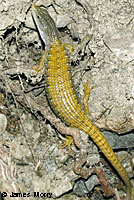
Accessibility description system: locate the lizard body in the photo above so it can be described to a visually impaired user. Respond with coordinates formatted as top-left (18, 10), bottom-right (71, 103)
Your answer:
top-left (32, 4), bottom-right (131, 199)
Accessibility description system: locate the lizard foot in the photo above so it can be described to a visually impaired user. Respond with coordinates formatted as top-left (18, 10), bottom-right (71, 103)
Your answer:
top-left (59, 135), bottom-right (74, 155)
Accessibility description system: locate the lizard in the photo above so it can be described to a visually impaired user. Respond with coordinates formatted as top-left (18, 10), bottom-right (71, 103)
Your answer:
top-left (31, 4), bottom-right (131, 200)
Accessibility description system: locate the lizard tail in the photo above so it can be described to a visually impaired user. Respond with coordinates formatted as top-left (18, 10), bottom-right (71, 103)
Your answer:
top-left (80, 121), bottom-right (131, 199)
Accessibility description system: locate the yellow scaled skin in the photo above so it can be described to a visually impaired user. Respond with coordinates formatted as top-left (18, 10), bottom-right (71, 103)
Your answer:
top-left (46, 39), bottom-right (131, 199)
top-left (32, 4), bottom-right (131, 200)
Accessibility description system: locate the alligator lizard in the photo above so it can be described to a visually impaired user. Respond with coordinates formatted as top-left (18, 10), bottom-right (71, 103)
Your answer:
top-left (31, 4), bottom-right (131, 199)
